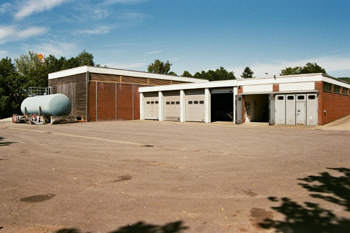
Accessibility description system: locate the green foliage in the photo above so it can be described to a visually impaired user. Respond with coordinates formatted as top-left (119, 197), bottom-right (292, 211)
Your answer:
top-left (338, 77), bottom-right (350, 83)
top-left (241, 67), bottom-right (255, 79)
top-left (281, 62), bottom-right (326, 75)
top-left (182, 71), bottom-right (192, 77)
top-left (194, 67), bottom-right (236, 81)
top-left (147, 59), bottom-right (173, 74)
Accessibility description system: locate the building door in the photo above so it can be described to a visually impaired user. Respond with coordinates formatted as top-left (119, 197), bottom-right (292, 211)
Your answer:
top-left (185, 89), bottom-right (205, 122)
top-left (144, 92), bottom-right (159, 120)
top-left (307, 94), bottom-right (318, 126)
top-left (236, 95), bottom-right (243, 124)
top-left (163, 91), bottom-right (180, 121)
top-left (296, 94), bottom-right (307, 125)
top-left (286, 94), bottom-right (296, 125)
top-left (275, 94), bottom-right (286, 125)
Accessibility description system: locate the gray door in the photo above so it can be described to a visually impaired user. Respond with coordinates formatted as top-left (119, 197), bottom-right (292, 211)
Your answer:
top-left (307, 94), bottom-right (318, 126)
top-left (144, 92), bottom-right (159, 120)
top-left (286, 94), bottom-right (296, 125)
top-left (269, 94), bottom-right (275, 125)
top-left (275, 94), bottom-right (286, 125)
top-left (185, 89), bottom-right (205, 122)
top-left (296, 94), bottom-right (306, 125)
top-left (236, 95), bottom-right (242, 124)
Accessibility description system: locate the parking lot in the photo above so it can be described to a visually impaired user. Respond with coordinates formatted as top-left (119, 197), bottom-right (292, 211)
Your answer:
top-left (1, 119), bottom-right (350, 233)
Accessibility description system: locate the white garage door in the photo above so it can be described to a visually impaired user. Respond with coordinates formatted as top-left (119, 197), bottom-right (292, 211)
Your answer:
top-left (163, 91), bottom-right (180, 121)
top-left (185, 89), bottom-right (205, 122)
top-left (144, 92), bottom-right (159, 120)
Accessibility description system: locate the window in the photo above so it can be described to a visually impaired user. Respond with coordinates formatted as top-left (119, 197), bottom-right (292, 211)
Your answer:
top-left (287, 96), bottom-right (294, 100)
top-left (308, 95), bottom-right (316, 100)
top-left (194, 101), bottom-right (199, 104)
top-left (146, 101), bottom-right (150, 104)
top-left (151, 101), bottom-right (154, 104)
top-left (199, 101), bottom-right (204, 104)
top-left (171, 101), bottom-right (175, 105)
top-left (155, 101), bottom-right (159, 104)
top-left (342, 87), bottom-right (348, 95)
top-left (188, 101), bottom-right (193, 104)
top-left (297, 95), bottom-right (305, 100)
top-left (166, 101), bottom-right (170, 105)
top-left (324, 82), bottom-right (332, 92)
top-left (176, 101), bottom-right (180, 105)
top-left (277, 96), bottom-right (284, 100)
top-left (334, 85), bottom-right (341, 94)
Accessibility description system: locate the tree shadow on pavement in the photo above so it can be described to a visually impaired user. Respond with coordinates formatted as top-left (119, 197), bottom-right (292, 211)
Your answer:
top-left (0, 137), bottom-right (17, 147)
top-left (259, 167), bottom-right (350, 233)
top-left (56, 220), bottom-right (188, 233)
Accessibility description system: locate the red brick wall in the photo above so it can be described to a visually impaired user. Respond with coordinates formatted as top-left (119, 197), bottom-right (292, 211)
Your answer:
top-left (273, 84), bottom-right (279, 92)
top-left (133, 86), bottom-right (140, 120)
top-left (315, 81), bottom-right (350, 125)
top-left (88, 82), bottom-right (96, 121)
top-left (97, 82), bottom-right (116, 121)
top-left (116, 83), bottom-right (133, 120)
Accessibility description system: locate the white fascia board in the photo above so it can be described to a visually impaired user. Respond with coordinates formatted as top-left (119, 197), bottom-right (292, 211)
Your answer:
top-left (49, 66), bottom-right (208, 83)
top-left (322, 76), bottom-right (350, 88)
top-left (139, 79), bottom-right (238, 93)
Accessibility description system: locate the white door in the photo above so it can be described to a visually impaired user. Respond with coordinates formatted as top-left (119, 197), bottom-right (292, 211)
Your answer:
top-left (275, 94), bottom-right (286, 125)
top-left (296, 94), bottom-right (306, 125)
top-left (185, 90), bottom-right (205, 122)
top-left (144, 92), bottom-right (159, 120)
top-left (163, 91), bottom-right (180, 121)
top-left (307, 94), bottom-right (318, 126)
top-left (286, 94), bottom-right (296, 125)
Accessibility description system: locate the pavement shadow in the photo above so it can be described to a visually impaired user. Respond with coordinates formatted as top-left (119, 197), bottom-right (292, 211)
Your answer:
top-left (56, 220), bottom-right (188, 233)
top-left (0, 137), bottom-right (17, 147)
top-left (259, 167), bottom-right (350, 233)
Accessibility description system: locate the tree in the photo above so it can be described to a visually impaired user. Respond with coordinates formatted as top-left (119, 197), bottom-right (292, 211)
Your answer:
top-left (241, 67), bottom-right (255, 79)
top-left (147, 59), bottom-right (172, 74)
top-left (182, 71), bottom-right (192, 77)
top-left (194, 67), bottom-right (236, 81)
top-left (76, 49), bottom-right (94, 66)
top-left (281, 62), bottom-right (326, 75)
top-left (14, 51), bottom-right (43, 76)
top-left (338, 77), bottom-right (350, 83)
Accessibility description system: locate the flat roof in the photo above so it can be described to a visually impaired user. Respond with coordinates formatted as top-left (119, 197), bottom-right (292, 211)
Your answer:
top-left (48, 66), bottom-right (209, 83)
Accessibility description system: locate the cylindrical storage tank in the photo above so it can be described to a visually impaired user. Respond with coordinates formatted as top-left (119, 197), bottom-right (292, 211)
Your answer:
top-left (21, 94), bottom-right (71, 116)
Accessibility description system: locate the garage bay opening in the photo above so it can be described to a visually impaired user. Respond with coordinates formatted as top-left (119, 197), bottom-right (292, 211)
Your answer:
top-left (243, 94), bottom-right (269, 123)
top-left (211, 89), bottom-right (234, 122)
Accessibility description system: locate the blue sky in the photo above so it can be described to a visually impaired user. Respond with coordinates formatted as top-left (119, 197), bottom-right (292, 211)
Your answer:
top-left (1, 0), bottom-right (349, 78)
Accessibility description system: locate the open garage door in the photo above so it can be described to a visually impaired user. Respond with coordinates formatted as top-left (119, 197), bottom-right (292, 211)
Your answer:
top-left (144, 92), bottom-right (159, 120)
top-left (244, 94), bottom-right (269, 123)
top-left (185, 89), bottom-right (205, 122)
top-left (211, 88), bottom-right (234, 122)
top-left (163, 91), bottom-right (180, 121)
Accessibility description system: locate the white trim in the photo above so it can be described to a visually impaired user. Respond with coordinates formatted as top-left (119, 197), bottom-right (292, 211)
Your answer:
top-left (48, 66), bottom-right (208, 83)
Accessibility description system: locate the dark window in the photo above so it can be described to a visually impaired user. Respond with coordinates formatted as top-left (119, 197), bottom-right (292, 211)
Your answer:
top-left (277, 96), bottom-right (284, 100)
top-left (334, 85), bottom-right (341, 94)
top-left (155, 101), bottom-right (159, 104)
top-left (176, 101), bottom-right (180, 105)
top-left (151, 101), bottom-right (154, 104)
top-left (342, 88), bottom-right (348, 95)
top-left (297, 95), bottom-right (305, 100)
top-left (324, 82), bottom-right (332, 92)
top-left (199, 101), bottom-right (204, 104)
top-left (171, 101), bottom-right (175, 105)
top-left (308, 95), bottom-right (316, 100)
top-left (188, 101), bottom-right (193, 104)
top-left (287, 96), bottom-right (294, 100)
top-left (194, 101), bottom-right (199, 104)
top-left (146, 101), bottom-right (150, 104)
top-left (166, 102), bottom-right (170, 105)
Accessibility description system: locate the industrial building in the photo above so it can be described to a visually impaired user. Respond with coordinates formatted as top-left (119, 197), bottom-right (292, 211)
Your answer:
top-left (49, 67), bottom-right (350, 126)
top-left (48, 66), bottom-right (208, 121)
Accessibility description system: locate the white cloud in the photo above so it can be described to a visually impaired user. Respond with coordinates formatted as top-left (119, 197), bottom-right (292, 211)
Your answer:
top-left (103, 0), bottom-right (148, 5)
top-left (93, 9), bottom-right (109, 20)
top-left (14, 0), bottom-right (67, 20)
top-left (0, 25), bottom-right (48, 44)
top-left (0, 2), bottom-right (13, 14)
top-left (28, 41), bottom-right (77, 57)
top-left (230, 56), bottom-right (350, 78)
top-left (77, 26), bottom-right (112, 35)
top-left (147, 50), bottom-right (162, 55)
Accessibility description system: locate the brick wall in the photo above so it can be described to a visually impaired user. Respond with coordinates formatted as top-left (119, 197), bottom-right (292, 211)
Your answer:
top-left (315, 81), bottom-right (350, 125)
